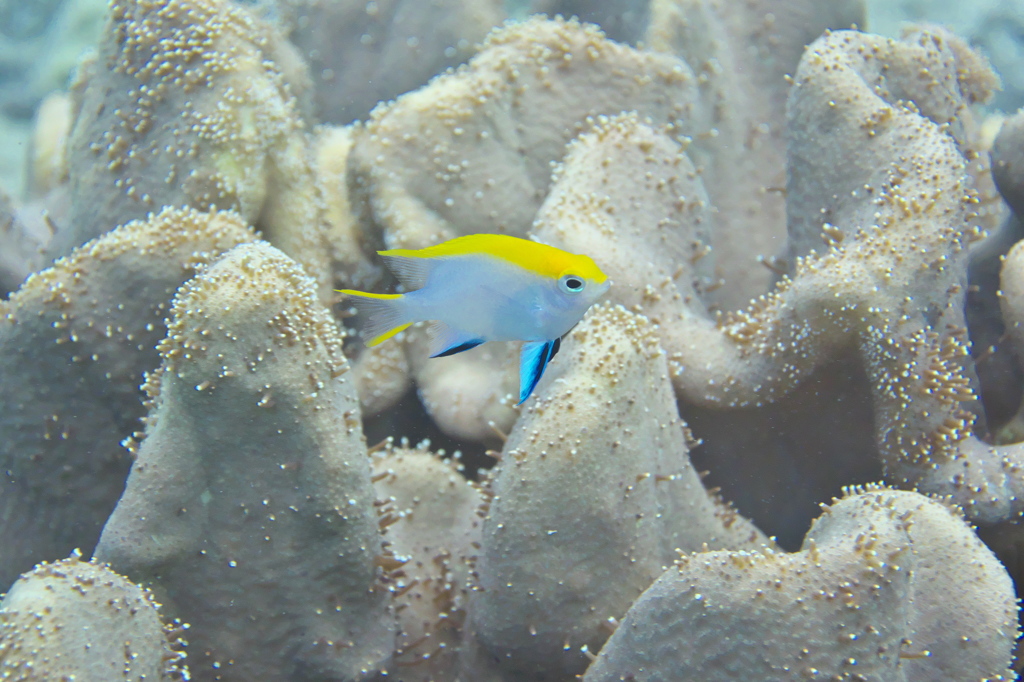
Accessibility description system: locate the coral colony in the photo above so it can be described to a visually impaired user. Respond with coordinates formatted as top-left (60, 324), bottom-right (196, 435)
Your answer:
top-left (1, 0), bottom-right (1023, 680)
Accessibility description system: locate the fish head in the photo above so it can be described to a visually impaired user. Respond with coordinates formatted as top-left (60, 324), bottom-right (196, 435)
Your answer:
top-left (554, 254), bottom-right (610, 307)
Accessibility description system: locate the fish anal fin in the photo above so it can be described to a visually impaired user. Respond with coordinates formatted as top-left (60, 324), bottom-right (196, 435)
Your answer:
top-left (518, 339), bottom-right (558, 404)
top-left (428, 321), bottom-right (485, 358)
top-left (370, 322), bottom-right (412, 346)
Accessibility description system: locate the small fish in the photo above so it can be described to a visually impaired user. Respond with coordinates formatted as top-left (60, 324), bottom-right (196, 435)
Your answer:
top-left (338, 234), bottom-right (610, 404)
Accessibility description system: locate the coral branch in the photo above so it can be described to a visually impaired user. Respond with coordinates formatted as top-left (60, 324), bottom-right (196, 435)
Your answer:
top-left (584, 487), bottom-right (1019, 681)
top-left (94, 242), bottom-right (394, 680)
top-left (0, 207), bottom-right (255, 590)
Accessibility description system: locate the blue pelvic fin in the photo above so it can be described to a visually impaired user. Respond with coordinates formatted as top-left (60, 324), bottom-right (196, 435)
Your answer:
top-left (428, 321), bottom-right (485, 358)
top-left (518, 337), bottom-right (560, 404)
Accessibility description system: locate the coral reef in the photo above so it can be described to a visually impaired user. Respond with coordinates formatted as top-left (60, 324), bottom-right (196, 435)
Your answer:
top-left (63, 0), bottom-right (329, 292)
top-left (645, 0), bottom-right (866, 307)
top-left (0, 553), bottom-right (187, 681)
top-left (3, 0), bottom-right (1024, 680)
top-left (94, 241), bottom-right (395, 680)
top-left (348, 15), bottom-right (700, 439)
top-left (585, 486), bottom-right (1019, 681)
top-left (866, 0), bottom-right (1024, 113)
top-left (350, 15), bottom-right (696, 253)
top-left (461, 305), bottom-right (769, 681)
top-left (0, 207), bottom-right (255, 590)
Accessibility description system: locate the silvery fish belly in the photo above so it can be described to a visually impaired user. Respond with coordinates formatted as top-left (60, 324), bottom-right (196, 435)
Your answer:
top-left (338, 233), bottom-right (610, 403)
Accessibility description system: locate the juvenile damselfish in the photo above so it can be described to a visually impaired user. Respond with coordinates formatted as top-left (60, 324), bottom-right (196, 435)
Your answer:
top-left (339, 234), bottom-right (610, 403)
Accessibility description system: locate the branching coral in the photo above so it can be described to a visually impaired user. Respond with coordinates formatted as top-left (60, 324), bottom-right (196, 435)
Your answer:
top-left (94, 241), bottom-right (395, 680)
top-left (584, 486), bottom-right (1019, 681)
top-left (0, 207), bottom-right (255, 591)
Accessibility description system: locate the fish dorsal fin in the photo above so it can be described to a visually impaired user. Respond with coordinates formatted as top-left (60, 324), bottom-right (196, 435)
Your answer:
top-left (518, 338), bottom-right (560, 404)
top-left (379, 234), bottom-right (607, 284)
top-left (378, 254), bottom-right (435, 290)
top-left (428, 321), bottom-right (485, 358)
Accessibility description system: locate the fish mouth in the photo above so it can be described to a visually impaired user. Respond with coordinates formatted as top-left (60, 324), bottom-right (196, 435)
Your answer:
top-left (597, 280), bottom-right (612, 296)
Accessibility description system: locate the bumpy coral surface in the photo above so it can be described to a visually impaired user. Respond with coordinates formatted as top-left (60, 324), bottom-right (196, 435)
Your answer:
top-left (371, 446), bottom-right (483, 680)
top-left (462, 306), bottom-right (768, 680)
top-left (64, 0), bottom-right (329, 291)
top-left (0, 553), bottom-right (186, 681)
top-left (585, 487), bottom-right (1019, 681)
top-left (350, 15), bottom-right (698, 253)
top-left (0, 207), bottom-right (255, 590)
top-left (646, 0), bottom-right (866, 307)
top-left (94, 242), bottom-right (394, 680)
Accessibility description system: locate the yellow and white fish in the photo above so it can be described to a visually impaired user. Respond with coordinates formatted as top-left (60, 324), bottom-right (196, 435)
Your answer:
top-left (338, 234), bottom-right (610, 404)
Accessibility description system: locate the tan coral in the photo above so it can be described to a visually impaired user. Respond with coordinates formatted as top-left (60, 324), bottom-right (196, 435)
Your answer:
top-left (530, 111), bottom-right (878, 546)
top-left (992, 108), bottom-right (1024, 217)
top-left (353, 336), bottom-right (413, 418)
top-left (313, 124), bottom-right (380, 291)
top-left (27, 91), bottom-right (72, 199)
top-left (94, 242), bottom-right (395, 681)
top-left (787, 25), bottom-right (1001, 260)
top-left (0, 552), bottom-right (187, 681)
top-left (280, 0), bottom-right (504, 125)
top-left (310, 125), bottom-right (413, 415)
top-left (0, 188), bottom-right (51, 296)
top-left (350, 15), bottom-right (699, 252)
top-left (621, 27), bottom-right (1024, 525)
top-left (531, 111), bottom-right (716, 350)
top-left (62, 0), bottom-right (330, 294)
top-left (527, 0), bottom-right (651, 45)
top-left (646, 0), bottom-right (865, 308)
top-left (996, 240), bottom-right (1024, 442)
top-left (371, 446), bottom-right (483, 680)
top-left (584, 486), bottom-right (1019, 681)
top-left (462, 305), bottom-right (768, 681)
top-left (0, 207), bottom-right (255, 591)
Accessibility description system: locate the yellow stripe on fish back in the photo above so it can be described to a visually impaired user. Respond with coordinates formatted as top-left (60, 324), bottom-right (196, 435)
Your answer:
top-left (378, 234), bottom-right (607, 282)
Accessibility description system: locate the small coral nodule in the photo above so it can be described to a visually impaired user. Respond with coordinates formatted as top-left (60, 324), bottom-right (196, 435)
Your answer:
top-left (0, 552), bottom-right (187, 681)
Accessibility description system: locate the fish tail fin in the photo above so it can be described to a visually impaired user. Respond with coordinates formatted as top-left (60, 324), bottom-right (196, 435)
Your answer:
top-left (337, 290), bottom-right (412, 346)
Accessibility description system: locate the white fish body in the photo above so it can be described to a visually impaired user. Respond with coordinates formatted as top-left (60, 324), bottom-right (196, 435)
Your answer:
top-left (339, 234), bottom-right (610, 403)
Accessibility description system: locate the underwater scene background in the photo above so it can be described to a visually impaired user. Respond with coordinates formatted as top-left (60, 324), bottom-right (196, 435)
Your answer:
top-left (2, 0), bottom-right (1024, 679)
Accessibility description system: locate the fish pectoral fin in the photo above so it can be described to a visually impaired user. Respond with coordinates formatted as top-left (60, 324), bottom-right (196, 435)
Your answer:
top-left (428, 321), bottom-right (486, 358)
top-left (518, 339), bottom-right (559, 405)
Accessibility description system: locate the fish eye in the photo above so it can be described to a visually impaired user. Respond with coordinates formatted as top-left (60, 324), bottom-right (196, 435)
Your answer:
top-left (559, 274), bottom-right (585, 294)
